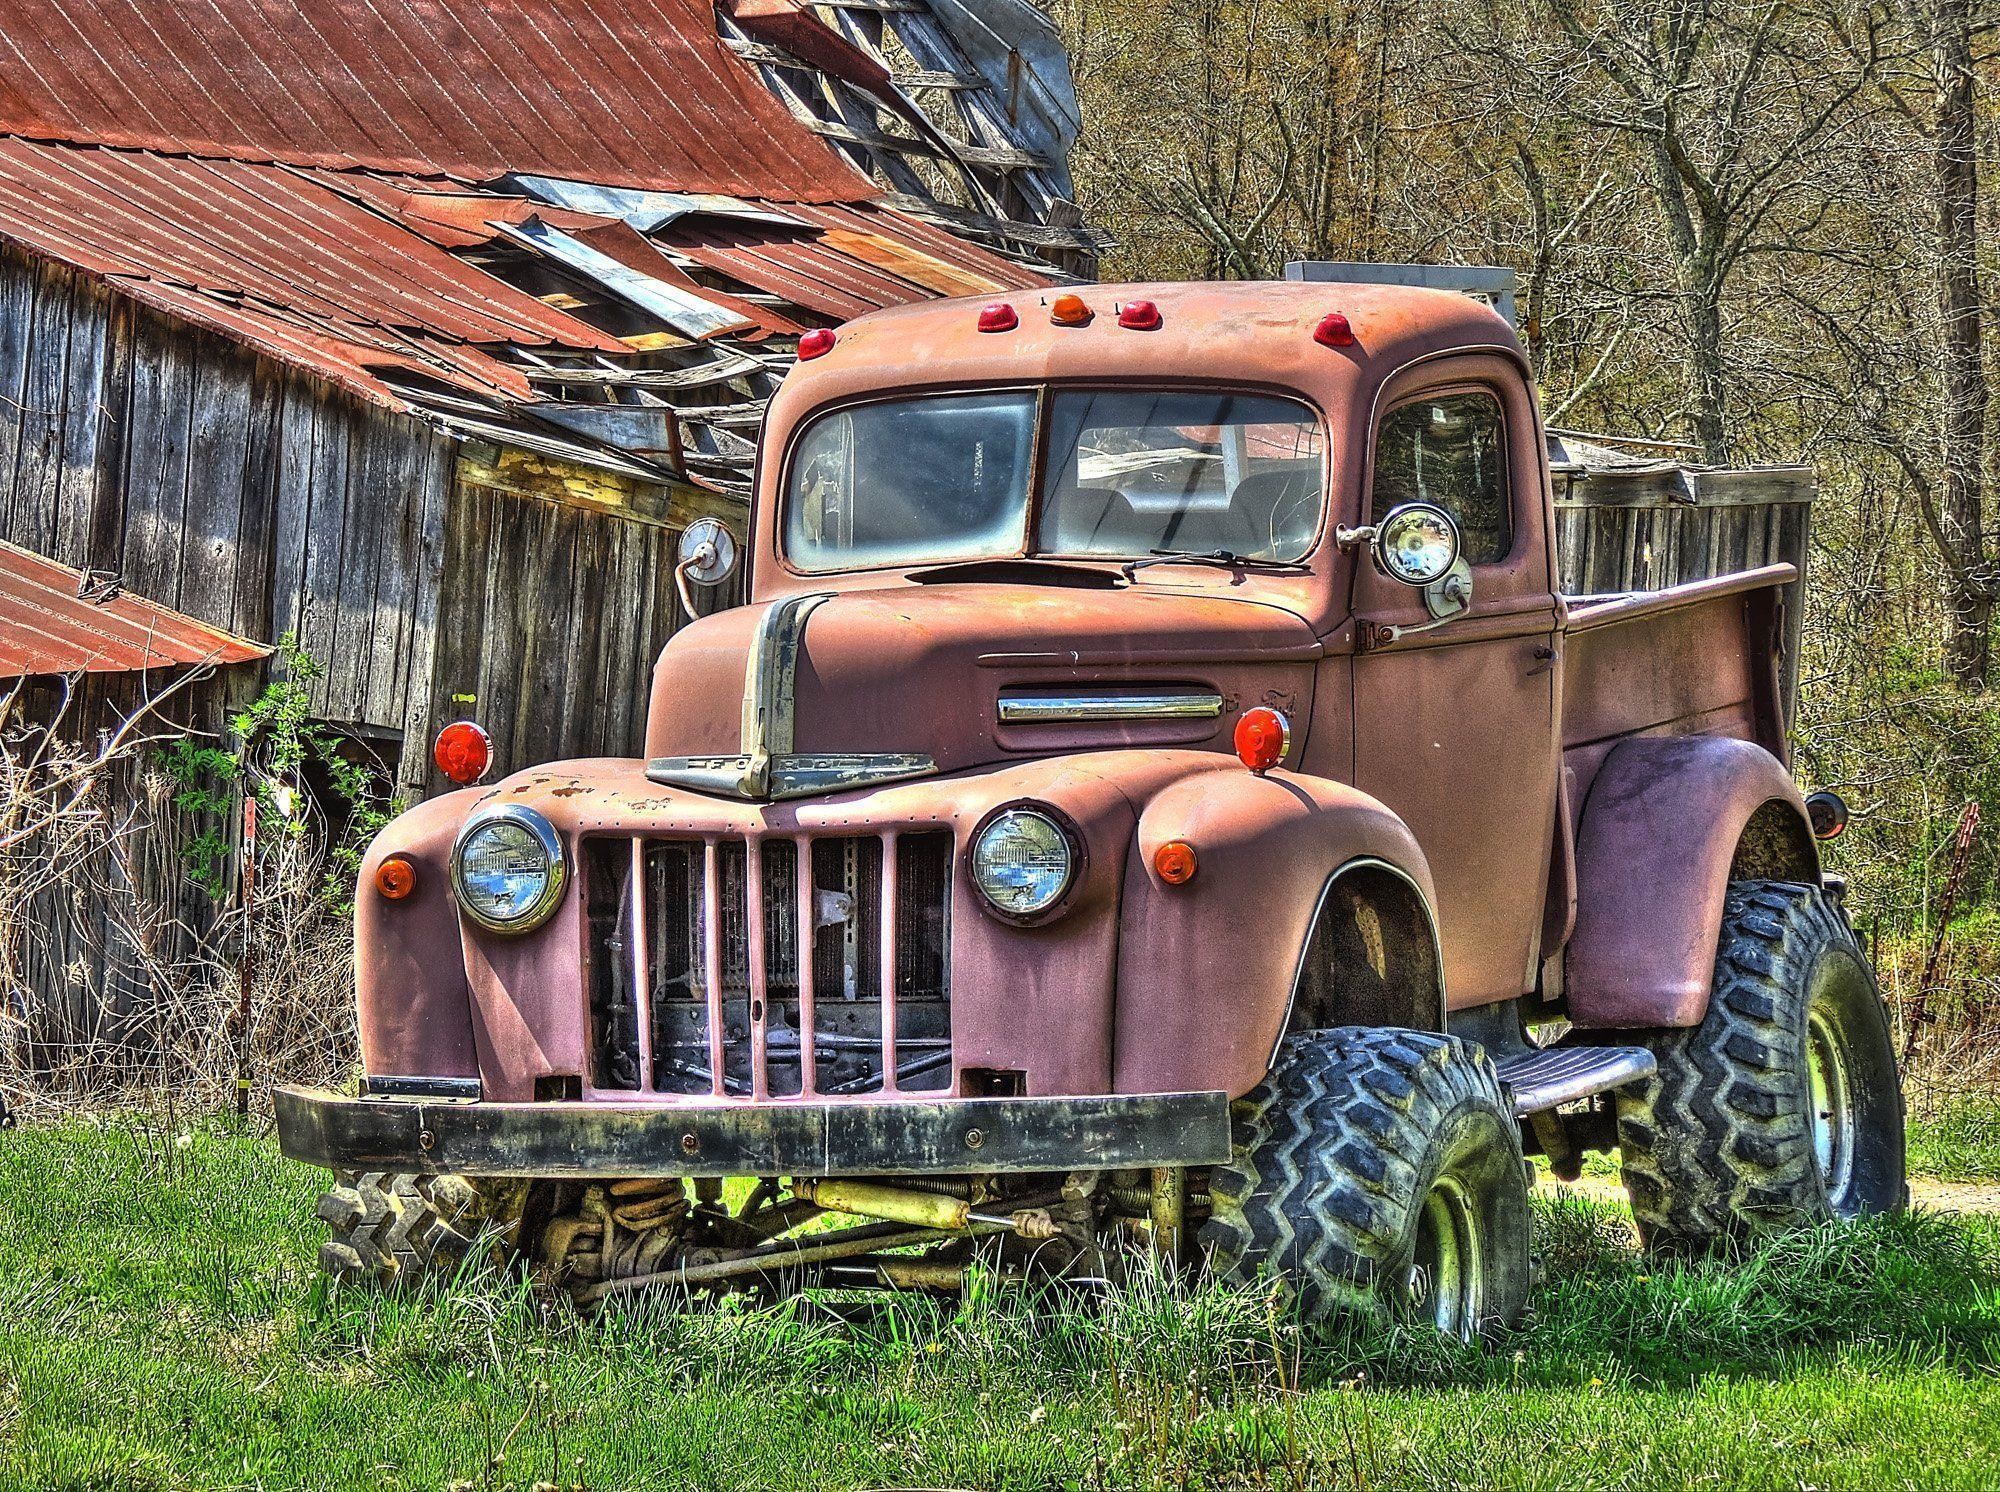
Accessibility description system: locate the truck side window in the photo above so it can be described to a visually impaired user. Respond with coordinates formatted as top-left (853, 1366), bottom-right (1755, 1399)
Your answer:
top-left (1370, 391), bottom-right (1512, 565)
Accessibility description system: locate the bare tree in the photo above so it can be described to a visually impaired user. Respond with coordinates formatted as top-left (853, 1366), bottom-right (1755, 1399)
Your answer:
top-left (1529, 0), bottom-right (1885, 462)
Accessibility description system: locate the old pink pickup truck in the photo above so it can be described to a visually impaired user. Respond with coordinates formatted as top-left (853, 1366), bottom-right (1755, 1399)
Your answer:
top-left (277, 280), bottom-right (1902, 1336)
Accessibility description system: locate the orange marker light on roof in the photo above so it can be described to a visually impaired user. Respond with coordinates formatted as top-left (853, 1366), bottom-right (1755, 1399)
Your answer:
top-left (1050, 292), bottom-right (1093, 326)
top-left (374, 855), bottom-right (417, 901)
top-left (978, 302), bottom-right (1019, 333)
top-left (797, 327), bottom-right (836, 359)
top-left (1118, 299), bottom-right (1162, 331)
top-left (1314, 311), bottom-right (1356, 348)
top-left (1234, 707), bottom-right (1291, 774)
top-left (434, 720), bottom-right (492, 785)
top-left (1154, 840), bottom-right (1198, 885)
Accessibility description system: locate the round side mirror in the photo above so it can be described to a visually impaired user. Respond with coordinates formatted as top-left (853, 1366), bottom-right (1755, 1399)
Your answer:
top-left (678, 517), bottom-right (739, 586)
top-left (1375, 503), bottom-right (1461, 587)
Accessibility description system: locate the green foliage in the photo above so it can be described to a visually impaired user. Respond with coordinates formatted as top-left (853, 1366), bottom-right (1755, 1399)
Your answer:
top-left (153, 636), bottom-right (399, 907)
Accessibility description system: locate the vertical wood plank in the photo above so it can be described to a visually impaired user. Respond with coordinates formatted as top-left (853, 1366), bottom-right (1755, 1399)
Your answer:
top-left (118, 310), bottom-right (196, 605)
top-left (10, 260), bottom-right (78, 557)
top-left (174, 340), bottom-right (254, 627)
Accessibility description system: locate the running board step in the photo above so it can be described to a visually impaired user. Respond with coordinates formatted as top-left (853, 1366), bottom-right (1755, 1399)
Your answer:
top-left (1494, 1045), bottom-right (1656, 1117)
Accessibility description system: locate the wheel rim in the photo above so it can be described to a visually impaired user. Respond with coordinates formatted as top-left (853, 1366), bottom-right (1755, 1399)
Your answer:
top-left (1806, 1003), bottom-right (1856, 1205)
top-left (1408, 1174), bottom-right (1482, 1340)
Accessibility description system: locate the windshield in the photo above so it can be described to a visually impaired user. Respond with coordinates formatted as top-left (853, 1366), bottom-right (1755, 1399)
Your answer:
top-left (783, 388), bottom-right (1325, 573)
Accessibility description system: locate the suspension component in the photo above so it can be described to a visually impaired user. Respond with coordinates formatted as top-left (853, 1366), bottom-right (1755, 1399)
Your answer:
top-left (794, 1177), bottom-right (1017, 1232)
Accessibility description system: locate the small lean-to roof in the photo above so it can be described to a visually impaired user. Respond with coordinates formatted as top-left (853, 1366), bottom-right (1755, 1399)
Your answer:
top-left (0, 0), bottom-right (873, 202)
top-left (0, 540), bottom-right (270, 678)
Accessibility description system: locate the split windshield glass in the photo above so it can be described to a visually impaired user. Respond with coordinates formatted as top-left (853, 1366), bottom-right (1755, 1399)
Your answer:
top-left (782, 388), bottom-right (1325, 573)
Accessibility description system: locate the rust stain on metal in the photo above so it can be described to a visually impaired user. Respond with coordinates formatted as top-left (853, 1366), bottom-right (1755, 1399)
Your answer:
top-left (0, 0), bottom-right (875, 202)
top-left (0, 539), bottom-right (269, 678)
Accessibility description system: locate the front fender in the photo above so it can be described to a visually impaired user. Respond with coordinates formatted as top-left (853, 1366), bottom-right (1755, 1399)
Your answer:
top-left (1566, 735), bottom-right (1817, 1029)
top-left (1111, 768), bottom-right (1436, 1098)
top-left (355, 788), bottom-right (486, 1082)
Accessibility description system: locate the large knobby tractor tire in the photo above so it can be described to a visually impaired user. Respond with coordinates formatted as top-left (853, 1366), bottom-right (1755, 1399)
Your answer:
top-left (1616, 879), bottom-right (1906, 1254)
top-left (316, 1171), bottom-right (518, 1289)
top-left (1200, 1027), bottom-right (1532, 1338)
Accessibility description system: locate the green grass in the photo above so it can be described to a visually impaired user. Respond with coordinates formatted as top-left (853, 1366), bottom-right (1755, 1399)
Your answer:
top-left (1910, 1095), bottom-right (2000, 1181)
top-left (3, 1115), bottom-right (2000, 1490)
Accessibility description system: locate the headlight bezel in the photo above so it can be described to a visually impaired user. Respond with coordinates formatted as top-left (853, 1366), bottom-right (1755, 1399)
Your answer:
top-left (968, 801), bottom-right (1085, 924)
top-left (450, 803), bottom-right (568, 935)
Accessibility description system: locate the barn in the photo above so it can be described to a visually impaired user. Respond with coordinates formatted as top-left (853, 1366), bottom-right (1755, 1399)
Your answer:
top-left (0, 0), bottom-right (1091, 793)
top-left (0, 0), bottom-right (1093, 1058)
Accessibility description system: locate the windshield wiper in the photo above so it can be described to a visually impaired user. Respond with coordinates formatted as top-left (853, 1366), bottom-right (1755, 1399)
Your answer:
top-left (1121, 548), bottom-right (1311, 582)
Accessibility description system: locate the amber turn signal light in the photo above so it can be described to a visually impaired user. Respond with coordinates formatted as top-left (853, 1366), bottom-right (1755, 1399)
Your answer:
top-left (374, 856), bottom-right (417, 901)
top-left (1234, 707), bottom-right (1291, 774)
top-left (1050, 292), bottom-right (1093, 326)
top-left (1154, 840), bottom-right (1198, 885)
top-left (434, 720), bottom-right (492, 785)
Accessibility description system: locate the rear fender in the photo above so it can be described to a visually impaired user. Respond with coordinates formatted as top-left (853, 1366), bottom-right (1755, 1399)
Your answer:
top-left (356, 789), bottom-right (485, 1082)
top-left (1565, 735), bottom-right (1817, 1028)
top-left (1111, 768), bottom-right (1438, 1097)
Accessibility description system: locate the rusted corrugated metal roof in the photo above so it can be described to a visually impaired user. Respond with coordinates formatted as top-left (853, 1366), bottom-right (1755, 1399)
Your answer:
top-left (0, 0), bottom-right (873, 203)
top-left (0, 0), bottom-right (1063, 491)
top-left (0, 540), bottom-right (270, 678)
top-left (662, 201), bottom-right (1045, 321)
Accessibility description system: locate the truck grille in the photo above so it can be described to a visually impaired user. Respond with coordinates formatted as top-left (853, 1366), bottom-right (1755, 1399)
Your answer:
top-left (584, 832), bottom-right (954, 1098)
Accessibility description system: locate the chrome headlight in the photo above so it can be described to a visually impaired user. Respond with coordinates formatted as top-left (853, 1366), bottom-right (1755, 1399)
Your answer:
top-left (970, 806), bottom-right (1078, 920)
top-left (451, 804), bottom-right (566, 934)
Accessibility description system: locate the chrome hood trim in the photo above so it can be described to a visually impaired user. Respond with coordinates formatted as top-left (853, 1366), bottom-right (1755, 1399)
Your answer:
top-left (649, 591), bottom-right (938, 800)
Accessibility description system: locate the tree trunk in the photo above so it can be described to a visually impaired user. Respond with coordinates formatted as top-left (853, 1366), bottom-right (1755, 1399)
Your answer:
top-left (1686, 282), bottom-right (1730, 465)
top-left (1934, 0), bottom-right (1991, 688)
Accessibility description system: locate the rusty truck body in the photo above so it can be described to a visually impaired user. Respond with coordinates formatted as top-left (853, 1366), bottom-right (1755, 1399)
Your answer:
top-left (278, 280), bottom-right (1903, 1334)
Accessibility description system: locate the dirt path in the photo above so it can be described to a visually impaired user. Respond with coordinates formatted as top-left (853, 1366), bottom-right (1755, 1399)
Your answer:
top-left (1541, 1171), bottom-right (2000, 1215)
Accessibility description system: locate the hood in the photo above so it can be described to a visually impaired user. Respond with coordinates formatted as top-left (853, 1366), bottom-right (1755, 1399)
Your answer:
top-left (644, 581), bottom-right (1322, 794)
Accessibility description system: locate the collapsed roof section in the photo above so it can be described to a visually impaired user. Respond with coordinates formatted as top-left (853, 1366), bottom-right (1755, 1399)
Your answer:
top-left (0, 0), bottom-right (1096, 499)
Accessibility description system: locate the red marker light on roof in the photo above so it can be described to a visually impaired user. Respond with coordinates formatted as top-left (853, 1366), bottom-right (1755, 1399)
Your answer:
top-left (797, 327), bottom-right (836, 360)
top-left (434, 720), bottom-right (492, 785)
top-left (1234, 707), bottom-right (1290, 774)
top-left (1314, 312), bottom-right (1356, 348)
top-left (977, 302), bottom-right (1019, 333)
top-left (1050, 292), bottom-right (1093, 326)
top-left (1117, 299), bottom-right (1162, 331)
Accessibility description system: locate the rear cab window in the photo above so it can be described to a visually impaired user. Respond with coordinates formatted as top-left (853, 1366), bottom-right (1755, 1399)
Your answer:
top-left (1370, 391), bottom-right (1512, 564)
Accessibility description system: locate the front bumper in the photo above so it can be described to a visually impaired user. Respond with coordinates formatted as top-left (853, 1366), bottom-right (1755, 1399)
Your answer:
top-left (274, 1085), bottom-right (1234, 1179)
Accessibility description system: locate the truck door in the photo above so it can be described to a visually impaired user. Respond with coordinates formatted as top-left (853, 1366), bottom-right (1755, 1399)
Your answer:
top-left (1348, 355), bottom-right (1560, 1009)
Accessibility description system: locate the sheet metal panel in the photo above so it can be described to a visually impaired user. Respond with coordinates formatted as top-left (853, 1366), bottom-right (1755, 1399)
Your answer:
top-left (663, 202), bottom-right (1043, 320)
top-left (0, 0), bottom-right (874, 202)
top-left (0, 141), bottom-right (626, 351)
top-left (0, 540), bottom-right (270, 678)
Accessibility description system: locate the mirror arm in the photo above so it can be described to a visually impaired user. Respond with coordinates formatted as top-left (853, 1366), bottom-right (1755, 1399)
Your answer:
top-left (674, 543), bottom-right (715, 620)
top-left (1334, 524), bottom-right (1380, 550)
top-left (1375, 567), bottom-right (1473, 645)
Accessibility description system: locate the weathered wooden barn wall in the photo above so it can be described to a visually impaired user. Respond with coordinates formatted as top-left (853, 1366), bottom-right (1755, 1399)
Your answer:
top-left (0, 243), bottom-right (453, 766)
top-left (0, 242), bottom-right (728, 800)
top-left (427, 449), bottom-right (695, 792)
top-left (1, 664), bottom-right (252, 1059)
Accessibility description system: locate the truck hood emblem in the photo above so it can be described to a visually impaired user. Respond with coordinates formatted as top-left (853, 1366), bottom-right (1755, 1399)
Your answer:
top-left (648, 592), bottom-right (938, 801)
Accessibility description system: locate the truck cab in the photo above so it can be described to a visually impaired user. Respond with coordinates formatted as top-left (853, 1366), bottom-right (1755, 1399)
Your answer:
top-left (279, 281), bottom-right (1904, 1334)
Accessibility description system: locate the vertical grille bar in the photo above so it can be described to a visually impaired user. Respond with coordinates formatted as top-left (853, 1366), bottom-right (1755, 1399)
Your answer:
top-left (628, 837), bottom-right (654, 1093)
top-left (746, 835), bottom-right (770, 1100)
top-left (701, 838), bottom-right (725, 1098)
top-left (794, 835), bottom-right (817, 1096)
top-left (878, 829), bottom-right (900, 1094)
